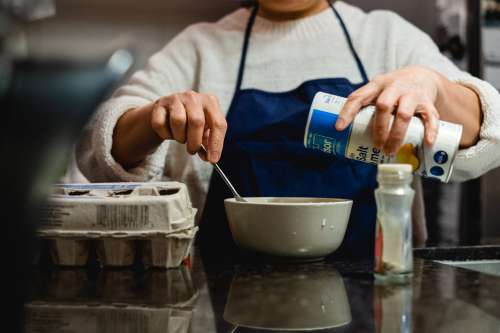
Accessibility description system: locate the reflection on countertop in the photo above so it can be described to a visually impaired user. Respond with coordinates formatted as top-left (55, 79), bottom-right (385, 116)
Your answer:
top-left (25, 267), bottom-right (198, 333)
top-left (224, 266), bottom-right (351, 331)
top-left (24, 246), bottom-right (500, 333)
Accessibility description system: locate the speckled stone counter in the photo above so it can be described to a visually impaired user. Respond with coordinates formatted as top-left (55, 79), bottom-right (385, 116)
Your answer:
top-left (414, 245), bottom-right (500, 261)
top-left (24, 246), bottom-right (500, 333)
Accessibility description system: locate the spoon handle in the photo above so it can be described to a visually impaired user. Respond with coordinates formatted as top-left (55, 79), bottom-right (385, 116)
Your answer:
top-left (199, 145), bottom-right (246, 202)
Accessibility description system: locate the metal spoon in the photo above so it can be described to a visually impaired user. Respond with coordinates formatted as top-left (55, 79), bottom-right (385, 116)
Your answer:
top-left (199, 145), bottom-right (247, 202)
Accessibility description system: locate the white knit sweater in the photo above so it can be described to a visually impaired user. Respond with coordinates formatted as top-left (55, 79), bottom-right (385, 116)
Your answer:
top-left (77, 1), bottom-right (500, 215)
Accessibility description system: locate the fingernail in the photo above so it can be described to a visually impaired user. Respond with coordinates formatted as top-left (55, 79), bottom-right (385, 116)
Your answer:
top-left (209, 151), bottom-right (221, 163)
top-left (336, 118), bottom-right (346, 130)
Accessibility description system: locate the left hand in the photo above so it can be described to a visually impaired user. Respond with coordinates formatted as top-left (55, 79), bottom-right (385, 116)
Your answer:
top-left (335, 65), bottom-right (443, 155)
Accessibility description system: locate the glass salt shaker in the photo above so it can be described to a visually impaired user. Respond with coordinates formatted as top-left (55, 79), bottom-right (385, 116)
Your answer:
top-left (374, 164), bottom-right (415, 282)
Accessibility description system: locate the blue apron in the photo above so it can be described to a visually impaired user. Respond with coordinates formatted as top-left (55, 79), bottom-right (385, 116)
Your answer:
top-left (199, 3), bottom-right (378, 260)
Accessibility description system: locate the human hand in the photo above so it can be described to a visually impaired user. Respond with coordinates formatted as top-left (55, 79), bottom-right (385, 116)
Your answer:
top-left (151, 91), bottom-right (227, 163)
top-left (336, 65), bottom-right (443, 155)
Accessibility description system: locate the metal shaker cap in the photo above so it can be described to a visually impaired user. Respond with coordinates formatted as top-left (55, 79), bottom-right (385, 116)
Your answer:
top-left (377, 164), bottom-right (413, 183)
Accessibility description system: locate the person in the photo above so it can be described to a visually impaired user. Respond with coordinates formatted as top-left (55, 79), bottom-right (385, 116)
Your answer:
top-left (77, 0), bottom-right (500, 259)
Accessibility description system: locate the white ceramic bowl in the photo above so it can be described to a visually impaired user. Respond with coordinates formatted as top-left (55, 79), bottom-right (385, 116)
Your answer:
top-left (224, 197), bottom-right (352, 260)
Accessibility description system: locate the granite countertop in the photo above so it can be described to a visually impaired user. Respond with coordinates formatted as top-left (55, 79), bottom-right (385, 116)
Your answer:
top-left (24, 246), bottom-right (500, 333)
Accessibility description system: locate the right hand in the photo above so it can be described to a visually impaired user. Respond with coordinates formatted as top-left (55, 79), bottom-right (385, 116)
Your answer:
top-left (151, 91), bottom-right (227, 163)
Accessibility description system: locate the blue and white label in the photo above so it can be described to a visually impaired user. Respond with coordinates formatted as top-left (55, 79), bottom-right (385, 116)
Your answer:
top-left (305, 109), bottom-right (351, 157)
top-left (304, 93), bottom-right (394, 165)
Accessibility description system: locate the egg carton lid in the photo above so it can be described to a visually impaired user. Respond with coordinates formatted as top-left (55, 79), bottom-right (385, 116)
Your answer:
top-left (40, 182), bottom-right (196, 235)
top-left (37, 213), bottom-right (197, 239)
top-left (51, 182), bottom-right (190, 198)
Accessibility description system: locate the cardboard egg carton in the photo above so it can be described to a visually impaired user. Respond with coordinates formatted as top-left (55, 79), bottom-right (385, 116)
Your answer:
top-left (37, 182), bottom-right (198, 268)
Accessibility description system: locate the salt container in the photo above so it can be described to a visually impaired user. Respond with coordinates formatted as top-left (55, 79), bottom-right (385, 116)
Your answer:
top-left (305, 92), bottom-right (463, 182)
top-left (374, 164), bottom-right (414, 282)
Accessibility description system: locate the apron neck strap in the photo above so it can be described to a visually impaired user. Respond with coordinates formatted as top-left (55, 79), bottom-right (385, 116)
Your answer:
top-left (329, 1), bottom-right (369, 83)
top-left (234, 1), bottom-right (369, 93)
top-left (234, 5), bottom-right (259, 93)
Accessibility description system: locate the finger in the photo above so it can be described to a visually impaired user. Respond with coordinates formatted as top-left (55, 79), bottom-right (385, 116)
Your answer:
top-left (384, 94), bottom-right (417, 154)
top-left (181, 91), bottom-right (205, 154)
top-left (203, 128), bottom-right (210, 147)
top-left (150, 101), bottom-right (171, 140)
top-left (418, 103), bottom-right (439, 145)
top-left (202, 94), bottom-right (227, 163)
top-left (168, 95), bottom-right (187, 143)
top-left (197, 128), bottom-right (210, 162)
top-left (336, 81), bottom-right (383, 131)
top-left (373, 87), bottom-right (400, 150)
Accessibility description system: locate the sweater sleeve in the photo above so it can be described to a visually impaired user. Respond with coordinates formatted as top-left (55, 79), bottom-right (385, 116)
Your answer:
top-left (76, 27), bottom-right (199, 182)
top-left (385, 12), bottom-right (500, 182)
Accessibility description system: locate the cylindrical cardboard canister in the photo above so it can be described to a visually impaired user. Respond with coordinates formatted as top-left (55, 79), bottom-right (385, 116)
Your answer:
top-left (304, 92), bottom-right (463, 182)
